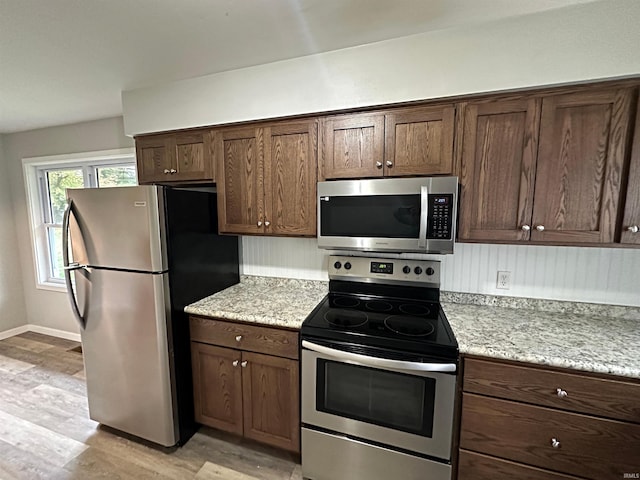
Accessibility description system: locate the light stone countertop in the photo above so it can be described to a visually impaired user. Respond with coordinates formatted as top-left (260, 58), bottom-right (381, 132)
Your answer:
top-left (185, 276), bottom-right (328, 330)
top-left (185, 275), bottom-right (640, 379)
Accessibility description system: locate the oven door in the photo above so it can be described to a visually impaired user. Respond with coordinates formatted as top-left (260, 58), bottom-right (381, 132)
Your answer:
top-left (301, 341), bottom-right (457, 460)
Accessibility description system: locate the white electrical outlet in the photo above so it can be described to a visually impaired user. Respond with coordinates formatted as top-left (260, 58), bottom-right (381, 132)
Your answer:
top-left (496, 271), bottom-right (511, 290)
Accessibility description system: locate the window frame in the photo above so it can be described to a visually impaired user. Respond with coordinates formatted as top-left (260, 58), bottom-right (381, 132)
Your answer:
top-left (22, 148), bottom-right (136, 292)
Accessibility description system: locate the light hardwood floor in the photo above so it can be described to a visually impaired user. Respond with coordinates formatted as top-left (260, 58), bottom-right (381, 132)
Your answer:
top-left (0, 332), bottom-right (302, 480)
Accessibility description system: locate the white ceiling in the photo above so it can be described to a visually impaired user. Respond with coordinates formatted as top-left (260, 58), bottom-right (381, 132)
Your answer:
top-left (0, 0), bottom-right (595, 134)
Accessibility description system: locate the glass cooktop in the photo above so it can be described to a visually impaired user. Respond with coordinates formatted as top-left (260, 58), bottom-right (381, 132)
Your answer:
top-left (301, 292), bottom-right (458, 359)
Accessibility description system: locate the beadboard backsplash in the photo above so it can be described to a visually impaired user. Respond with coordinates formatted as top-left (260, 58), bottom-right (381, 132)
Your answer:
top-left (241, 237), bottom-right (640, 307)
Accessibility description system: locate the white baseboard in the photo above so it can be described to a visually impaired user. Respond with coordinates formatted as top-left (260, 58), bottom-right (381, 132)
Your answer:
top-left (27, 325), bottom-right (81, 342)
top-left (0, 325), bottom-right (30, 341)
top-left (0, 324), bottom-right (81, 342)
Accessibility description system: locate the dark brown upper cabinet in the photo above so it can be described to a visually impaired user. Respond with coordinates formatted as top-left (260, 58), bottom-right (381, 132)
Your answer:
top-left (215, 119), bottom-right (317, 236)
top-left (135, 129), bottom-right (214, 184)
top-left (620, 95), bottom-right (640, 246)
top-left (458, 86), bottom-right (636, 246)
top-left (319, 113), bottom-right (384, 180)
top-left (458, 98), bottom-right (541, 242)
top-left (531, 88), bottom-right (634, 244)
top-left (319, 105), bottom-right (455, 180)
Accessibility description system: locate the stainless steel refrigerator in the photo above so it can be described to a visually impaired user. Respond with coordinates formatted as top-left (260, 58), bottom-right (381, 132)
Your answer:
top-left (62, 185), bottom-right (239, 447)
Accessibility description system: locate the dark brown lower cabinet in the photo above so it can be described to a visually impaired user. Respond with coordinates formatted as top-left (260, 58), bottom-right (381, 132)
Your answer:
top-left (458, 450), bottom-right (582, 480)
top-left (458, 356), bottom-right (640, 480)
top-left (190, 317), bottom-right (300, 453)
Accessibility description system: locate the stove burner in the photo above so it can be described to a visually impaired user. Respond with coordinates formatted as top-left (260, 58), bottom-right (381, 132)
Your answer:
top-left (399, 303), bottom-right (431, 317)
top-left (384, 316), bottom-right (435, 337)
top-left (365, 300), bottom-right (393, 312)
top-left (325, 309), bottom-right (369, 328)
top-left (333, 296), bottom-right (361, 308)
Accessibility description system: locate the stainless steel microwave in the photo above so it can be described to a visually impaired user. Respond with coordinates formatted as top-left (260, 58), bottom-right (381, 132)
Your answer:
top-left (317, 176), bottom-right (458, 254)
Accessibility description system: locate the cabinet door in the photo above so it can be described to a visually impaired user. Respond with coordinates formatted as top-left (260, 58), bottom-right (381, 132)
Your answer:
top-left (215, 126), bottom-right (265, 234)
top-left (135, 134), bottom-right (175, 184)
top-left (458, 99), bottom-right (540, 241)
top-left (621, 96), bottom-right (640, 245)
top-left (319, 113), bottom-right (384, 180)
top-left (264, 120), bottom-right (318, 236)
top-left (532, 88), bottom-right (634, 243)
top-left (172, 130), bottom-right (214, 182)
top-left (191, 342), bottom-right (243, 435)
top-left (241, 351), bottom-right (300, 453)
top-left (384, 105), bottom-right (455, 176)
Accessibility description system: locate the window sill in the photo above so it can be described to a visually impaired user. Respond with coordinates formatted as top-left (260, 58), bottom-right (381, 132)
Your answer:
top-left (36, 282), bottom-right (67, 293)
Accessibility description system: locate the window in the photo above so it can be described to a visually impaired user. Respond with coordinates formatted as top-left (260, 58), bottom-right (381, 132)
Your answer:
top-left (23, 149), bottom-right (137, 290)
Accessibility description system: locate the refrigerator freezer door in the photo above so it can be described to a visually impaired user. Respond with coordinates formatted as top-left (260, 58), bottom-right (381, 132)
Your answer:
top-left (67, 186), bottom-right (166, 272)
top-left (75, 267), bottom-right (178, 447)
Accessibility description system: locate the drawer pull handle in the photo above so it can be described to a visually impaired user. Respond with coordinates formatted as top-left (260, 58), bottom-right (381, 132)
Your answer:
top-left (232, 360), bottom-right (239, 367)
top-left (241, 361), bottom-right (248, 368)
top-left (551, 438), bottom-right (561, 448)
top-left (235, 335), bottom-right (242, 342)
top-left (556, 388), bottom-right (568, 398)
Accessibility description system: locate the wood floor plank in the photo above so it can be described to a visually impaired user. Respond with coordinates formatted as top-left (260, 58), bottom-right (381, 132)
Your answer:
top-left (17, 332), bottom-right (80, 350)
top-left (0, 437), bottom-right (67, 480)
top-left (195, 462), bottom-right (261, 480)
top-left (3, 335), bottom-right (57, 353)
top-left (55, 446), bottom-right (172, 480)
top-left (0, 410), bottom-right (88, 468)
top-left (0, 355), bottom-right (34, 375)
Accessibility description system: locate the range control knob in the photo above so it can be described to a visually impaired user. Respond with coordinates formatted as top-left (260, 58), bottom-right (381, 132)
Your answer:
top-left (344, 262), bottom-right (352, 270)
top-left (426, 267), bottom-right (435, 276)
top-left (333, 261), bottom-right (342, 269)
top-left (414, 266), bottom-right (423, 275)
top-left (402, 266), bottom-right (411, 274)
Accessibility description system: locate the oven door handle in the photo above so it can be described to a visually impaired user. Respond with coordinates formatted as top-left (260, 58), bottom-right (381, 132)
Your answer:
top-left (302, 340), bottom-right (457, 373)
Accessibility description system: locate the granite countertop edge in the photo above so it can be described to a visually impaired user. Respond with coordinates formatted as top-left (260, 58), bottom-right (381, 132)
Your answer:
top-left (185, 275), bottom-right (640, 380)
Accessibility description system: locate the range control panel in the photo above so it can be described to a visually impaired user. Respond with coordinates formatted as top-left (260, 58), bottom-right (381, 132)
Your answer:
top-left (328, 255), bottom-right (441, 287)
top-left (426, 193), bottom-right (454, 239)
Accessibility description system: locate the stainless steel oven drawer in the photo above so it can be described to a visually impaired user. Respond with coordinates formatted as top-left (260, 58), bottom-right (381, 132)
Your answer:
top-left (302, 427), bottom-right (452, 480)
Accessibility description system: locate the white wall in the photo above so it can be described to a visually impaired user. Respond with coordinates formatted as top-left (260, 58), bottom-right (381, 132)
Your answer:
top-left (3, 117), bottom-right (134, 333)
top-left (242, 237), bottom-right (640, 307)
top-left (0, 135), bottom-right (28, 332)
top-left (123, 0), bottom-right (640, 136)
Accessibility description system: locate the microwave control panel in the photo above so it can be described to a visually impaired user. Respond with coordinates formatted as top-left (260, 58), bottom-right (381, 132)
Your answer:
top-left (427, 194), bottom-right (454, 239)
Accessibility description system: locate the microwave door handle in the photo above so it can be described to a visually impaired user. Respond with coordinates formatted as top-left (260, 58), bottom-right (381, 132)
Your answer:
top-left (302, 340), bottom-right (456, 373)
top-left (418, 186), bottom-right (429, 249)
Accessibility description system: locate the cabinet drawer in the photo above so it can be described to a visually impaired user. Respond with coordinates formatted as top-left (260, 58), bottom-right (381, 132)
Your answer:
top-left (458, 450), bottom-right (583, 480)
top-left (464, 357), bottom-right (640, 423)
top-left (460, 393), bottom-right (640, 480)
top-left (189, 316), bottom-right (299, 360)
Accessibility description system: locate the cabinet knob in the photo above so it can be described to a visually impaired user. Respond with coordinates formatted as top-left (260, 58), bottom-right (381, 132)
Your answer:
top-left (627, 225), bottom-right (639, 233)
top-left (386, 161), bottom-right (393, 167)
top-left (551, 438), bottom-right (561, 449)
top-left (235, 335), bottom-right (242, 342)
top-left (241, 361), bottom-right (248, 368)
top-left (170, 169), bottom-right (177, 174)
top-left (257, 221), bottom-right (262, 227)
top-left (163, 169), bottom-right (170, 174)
top-left (376, 161), bottom-right (383, 169)
top-left (232, 360), bottom-right (239, 367)
top-left (265, 220), bottom-right (270, 227)
top-left (536, 225), bottom-right (545, 232)
top-left (521, 225), bottom-right (531, 231)
top-left (556, 388), bottom-right (568, 398)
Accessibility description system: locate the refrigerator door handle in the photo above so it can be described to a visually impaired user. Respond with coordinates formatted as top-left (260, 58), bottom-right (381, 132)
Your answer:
top-left (63, 199), bottom-right (86, 330)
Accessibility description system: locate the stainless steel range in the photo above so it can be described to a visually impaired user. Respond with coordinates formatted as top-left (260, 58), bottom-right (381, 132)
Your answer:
top-left (300, 255), bottom-right (458, 480)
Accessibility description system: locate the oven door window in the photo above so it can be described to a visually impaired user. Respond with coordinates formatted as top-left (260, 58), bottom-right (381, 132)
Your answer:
top-left (320, 194), bottom-right (421, 238)
top-left (316, 359), bottom-right (435, 437)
